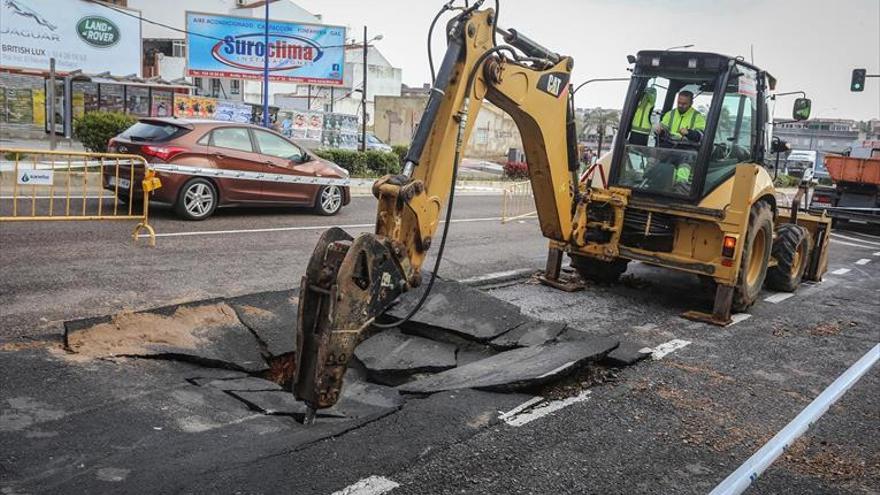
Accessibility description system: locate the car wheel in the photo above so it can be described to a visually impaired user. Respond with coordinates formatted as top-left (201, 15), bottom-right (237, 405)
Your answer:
top-left (314, 185), bottom-right (343, 216)
top-left (175, 178), bottom-right (217, 221)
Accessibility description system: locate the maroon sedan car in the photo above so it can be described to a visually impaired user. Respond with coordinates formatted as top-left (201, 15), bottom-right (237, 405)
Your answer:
top-left (105, 118), bottom-right (350, 220)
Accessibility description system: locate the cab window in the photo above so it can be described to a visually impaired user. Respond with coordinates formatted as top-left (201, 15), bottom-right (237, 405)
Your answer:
top-left (253, 129), bottom-right (303, 160)
top-left (210, 127), bottom-right (253, 153)
top-left (704, 66), bottom-right (758, 194)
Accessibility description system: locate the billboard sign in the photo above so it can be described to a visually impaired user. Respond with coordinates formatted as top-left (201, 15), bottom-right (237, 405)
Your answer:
top-left (0, 0), bottom-right (141, 75)
top-left (186, 12), bottom-right (345, 86)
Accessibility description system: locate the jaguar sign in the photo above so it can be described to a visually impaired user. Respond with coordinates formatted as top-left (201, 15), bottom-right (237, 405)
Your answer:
top-left (186, 12), bottom-right (345, 86)
top-left (0, 0), bottom-right (140, 75)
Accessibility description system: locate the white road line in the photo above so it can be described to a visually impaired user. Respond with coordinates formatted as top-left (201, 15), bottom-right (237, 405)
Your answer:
top-left (855, 258), bottom-right (871, 265)
top-left (137, 216), bottom-right (503, 239)
top-left (500, 390), bottom-right (591, 427)
top-left (831, 232), bottom-right (880, 247)
top-left (332, 476), bottom-right (399, 495)
top-left (838, 230), bottom-right (880, 240)
top-left (831, 239), bottom-right (880, 250)
top-left (640, 339), bottom-right (692, 360)
top-left (764, 292), bottom-right (795, 304)
top-left (831, 268), bottom-right (851, 275)
top-left (874, 251), bottom-right (880, 257)
top-left (709, 344), bottom-right (880, 495)
top-left (497, 396), bottom-right (544, 421)
top-left (727, 313), bottom-right (752, 326)
top-left (458, 268), bottom-right (535, 285)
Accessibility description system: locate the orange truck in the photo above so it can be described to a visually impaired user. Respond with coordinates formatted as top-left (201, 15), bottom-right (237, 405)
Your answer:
top-left (811, 141), bottom-right (880, 226)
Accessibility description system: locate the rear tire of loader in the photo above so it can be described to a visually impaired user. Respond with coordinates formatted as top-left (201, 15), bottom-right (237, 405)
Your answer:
top-left (765, 223), bottom-right (812, 292)
top-left (570, 255), bottom-right (629, 284)
top-left (732, 202), bottom-right (773, 312)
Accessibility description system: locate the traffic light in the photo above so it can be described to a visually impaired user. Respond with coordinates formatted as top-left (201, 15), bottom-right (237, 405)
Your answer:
top-left (851, 69), bottom-right (866, 92)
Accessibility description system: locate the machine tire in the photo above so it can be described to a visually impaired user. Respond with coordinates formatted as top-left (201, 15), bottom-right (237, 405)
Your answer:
top-left (732, 202), bottom-right (773, 312)
top-left (765, 223), bottom-right (812, 292)
top-left (175, 177), bottom-right (218, 221)
top-left (570, 255), bottom-right (629, 284)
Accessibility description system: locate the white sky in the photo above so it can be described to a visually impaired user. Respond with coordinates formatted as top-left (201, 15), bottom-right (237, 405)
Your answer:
top-left (295, 0), bottom-right (880, 121)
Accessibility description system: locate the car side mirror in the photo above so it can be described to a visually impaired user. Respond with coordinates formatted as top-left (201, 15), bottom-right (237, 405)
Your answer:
top-left (792, 98), bottom-right (811, 121)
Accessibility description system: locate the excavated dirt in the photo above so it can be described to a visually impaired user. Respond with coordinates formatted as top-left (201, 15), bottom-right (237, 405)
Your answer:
top-left (64, 303), bottom-right (240, 360)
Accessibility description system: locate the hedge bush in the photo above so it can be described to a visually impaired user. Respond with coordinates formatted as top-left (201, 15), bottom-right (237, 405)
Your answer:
top-left (314, 149), bottom-right (401, 177)
top-left (773, 174), bottom-right (801, 188)
top-left (391, 144), bottom-right (409, 165)
top-left (503, 161), bottom-right (529, 179)
top-left (73, 112), bottom-right (137, 153)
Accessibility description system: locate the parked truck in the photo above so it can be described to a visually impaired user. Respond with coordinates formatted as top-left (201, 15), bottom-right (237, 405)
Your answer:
top-left (811, 141), bottom-right (880, 227)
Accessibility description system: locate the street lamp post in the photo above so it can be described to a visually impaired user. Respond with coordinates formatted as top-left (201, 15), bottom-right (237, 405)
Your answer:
top-left (262, 1), bottom-right (270, 128)
top-left (361, 26), bottom-right (367, 152)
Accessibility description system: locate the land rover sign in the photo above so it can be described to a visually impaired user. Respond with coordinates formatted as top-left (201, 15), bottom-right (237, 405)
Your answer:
top-left (0, 0), bottom-right (140, 75)
top-left (77, 16), bottom-right (120, 47)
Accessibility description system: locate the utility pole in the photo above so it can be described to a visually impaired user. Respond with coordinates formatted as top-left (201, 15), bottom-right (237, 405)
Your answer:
top-left (361, 25), bottom-right (367, 152)
top-left (330, 86), bottom-right (334, 113)
top-left (262, 1), bottom-right (270, 127)
top-left (48, 57), bottom-right (56, 150)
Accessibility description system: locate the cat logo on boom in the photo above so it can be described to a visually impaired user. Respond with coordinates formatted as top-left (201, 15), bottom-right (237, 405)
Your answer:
top-left (538, 72), bottom-right (569, 98)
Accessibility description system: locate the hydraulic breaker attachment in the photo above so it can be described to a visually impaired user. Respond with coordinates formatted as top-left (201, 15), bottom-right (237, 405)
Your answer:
top-left (294, 227), bottom-right (407, 421)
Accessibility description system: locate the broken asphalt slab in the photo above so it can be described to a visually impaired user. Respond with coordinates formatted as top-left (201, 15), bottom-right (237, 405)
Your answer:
top-left (602, 340), bottom-right (652, 367)
top-left (63, 301), bottom-right (269, 373)
top-left (398, 337), bottom-right (619, 394)
top-left (226, 290), bottom-right (298, 357)
top-left (388, 276), bottom-right (532, 343)
top-left (490, 320), bottom-right (568, 349)
top-left (354, 329), bottom-right (457, 384)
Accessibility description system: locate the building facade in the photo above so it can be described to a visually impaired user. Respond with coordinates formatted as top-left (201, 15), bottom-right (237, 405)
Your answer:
top-left (374, 85), bottom-right (521, 159)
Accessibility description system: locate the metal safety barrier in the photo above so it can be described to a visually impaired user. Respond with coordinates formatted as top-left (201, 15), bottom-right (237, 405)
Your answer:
top-left (0, 147), bottom-right (159, 246)
top-left (501, 180), bottom-right (537, 223)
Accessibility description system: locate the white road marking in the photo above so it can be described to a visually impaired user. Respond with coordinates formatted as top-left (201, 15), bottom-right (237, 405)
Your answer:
top-left (332, 476), bottom-right (399, 495)
top-left (458, 268), bottom-right (535, 285)
top-left (500, 390), bottom-right (592, 427)
top-left (137, 216), bottom-right (504, 239)
top-left (497, 396), bottom-right (544, 422)
top-left (709, 344), bottom-right (880, 495)
top-left (764, 292), bottom-right (795, 304)
top-left (831, 268), bottom-right (851, 275)
top-left (855, 258), bottom-right (871, 265)
top-left (640, 339), bottom-right (692, 360)
top-left (838, 230), bottom-right (880, 240)
top-left (874, 251), bottom-right (880, 257)
top-left (727, 313), bottom-right (752, 326)
top-left (831, 232), bottom-right (880, 247)
top-left (831, 239), bottom-right (880, 250)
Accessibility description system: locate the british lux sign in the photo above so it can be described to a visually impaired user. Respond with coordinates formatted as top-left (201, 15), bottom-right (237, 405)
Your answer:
top-left (0, 0), bottom-right (141, 75)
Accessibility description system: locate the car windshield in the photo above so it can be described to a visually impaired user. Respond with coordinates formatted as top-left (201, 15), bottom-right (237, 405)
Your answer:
top-left (367, 134), bottom-right (382, 144)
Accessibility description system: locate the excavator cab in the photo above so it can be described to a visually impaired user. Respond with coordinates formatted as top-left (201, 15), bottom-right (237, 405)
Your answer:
top-left (612, 51), bottom-right (767, 203)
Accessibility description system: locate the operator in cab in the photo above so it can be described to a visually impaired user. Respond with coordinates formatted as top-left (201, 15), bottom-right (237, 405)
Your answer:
top-left (654, 90), bottom-right (707, 188)
top-left (655, 90), bottom-right (706, 146)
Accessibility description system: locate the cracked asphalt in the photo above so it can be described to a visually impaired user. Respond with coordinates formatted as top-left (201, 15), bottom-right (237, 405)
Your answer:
top-left (1, 194), bottom-right (878, 494)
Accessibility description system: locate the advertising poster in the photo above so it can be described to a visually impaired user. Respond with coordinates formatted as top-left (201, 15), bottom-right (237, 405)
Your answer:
top-left (213, 100), bottom-right (252, 123)
top-left (151, 89), bottom-right (173, 117)
top-left (0, 0), bottom-right (141, 75)
top-left (173, 95), bottom-right (216, 119)
top-left (185, 12), bottom-right (345, 85)
top-left (321, 113), bottom-right (359, 150)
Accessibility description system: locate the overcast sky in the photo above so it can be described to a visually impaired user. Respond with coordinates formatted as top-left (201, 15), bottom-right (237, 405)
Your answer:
top-left (295, 0), bottom-right (880, 121)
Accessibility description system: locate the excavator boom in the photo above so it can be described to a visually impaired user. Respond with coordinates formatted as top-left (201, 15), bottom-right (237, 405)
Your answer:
top-left (293, 4), bottom-right (578, 417)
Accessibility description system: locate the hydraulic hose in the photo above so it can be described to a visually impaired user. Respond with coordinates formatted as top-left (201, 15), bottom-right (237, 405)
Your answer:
top-left (372, 45), bottom-right (510, 330)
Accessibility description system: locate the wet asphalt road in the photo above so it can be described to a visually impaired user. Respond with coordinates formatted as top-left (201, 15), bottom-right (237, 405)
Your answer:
top-left (1, 195), bottom-right (879, 494)
top-left (0, 194), bottom-right (547, 342)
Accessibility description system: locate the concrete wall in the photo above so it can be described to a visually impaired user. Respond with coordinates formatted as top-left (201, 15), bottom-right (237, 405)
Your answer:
top-left (375, 95), bottom-right (521, 159)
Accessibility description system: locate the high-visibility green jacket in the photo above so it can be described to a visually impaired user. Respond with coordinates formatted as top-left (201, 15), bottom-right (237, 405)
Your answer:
top-left (631, 88), bottom-right (656, 135)
top-left (661, 106), bottom-right (706, 140)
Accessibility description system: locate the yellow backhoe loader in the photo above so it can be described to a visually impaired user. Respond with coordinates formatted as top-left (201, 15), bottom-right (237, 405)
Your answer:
top-left (293, 1), bottom-right (832, 420)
